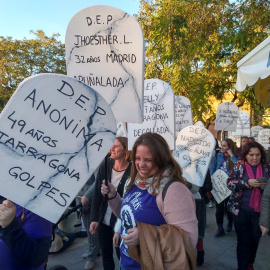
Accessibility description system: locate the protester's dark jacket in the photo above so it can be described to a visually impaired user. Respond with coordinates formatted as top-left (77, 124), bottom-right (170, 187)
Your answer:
top-left (199, 170), bottom-right (212, 205)
top-left (260, 180), bottom-right (270, 228)
top-left (79, 173), bottom-right (96, 213)
top-left (236, 147), bottom-right (242, 159)
top-left (267, 147), bottom-right (270, 163)
top-left (90, 158), bottom-right (131, 227)
top-left (0, 197), bottom-right (52, 270)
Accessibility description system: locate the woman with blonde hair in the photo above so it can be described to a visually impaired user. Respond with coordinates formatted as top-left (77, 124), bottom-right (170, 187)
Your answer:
top-left (89, 137), bottom-right (131, 270)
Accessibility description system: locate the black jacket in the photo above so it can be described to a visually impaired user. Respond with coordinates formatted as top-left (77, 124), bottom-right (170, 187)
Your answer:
top-left (90, 157), bottom-right (131, 227)
top-left (199, 170), bottom-right (212, 205)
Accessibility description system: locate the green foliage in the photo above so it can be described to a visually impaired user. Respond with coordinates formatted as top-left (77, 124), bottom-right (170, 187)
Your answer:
top-left (0, 30), bottom-right (66, 111)
top-left (137, 0), bottom-right (270, 126)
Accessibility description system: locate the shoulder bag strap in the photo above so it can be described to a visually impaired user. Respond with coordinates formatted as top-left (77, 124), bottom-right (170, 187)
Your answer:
top-left (162, 179), bottom-right (177, 201)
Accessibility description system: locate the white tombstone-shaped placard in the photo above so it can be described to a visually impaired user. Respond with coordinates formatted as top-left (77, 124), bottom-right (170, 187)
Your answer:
top-left (175, 96), bottom-right (193, 138)
top-left (215, 102), bottom-right (239, 131)
top-left (251, 126), bottom-right (263, 141)
top-left (194, 121), bottom-right (205, 128)
top-left (128, 79), bottom-right (175, 150)
top-left (231, 110), bottom-right (250, 136)
top-left (116, 122), bottom-right (127, 137)
top-left (65, 5), bottom-right (144, 123)
top-left (227, 132), bottom-right (241, 147)
top-left (258, 129), bottom-right (270, 149)
top-left (211, 169), bottom-right (232, 204)
top-left (173, 125), bottom-right (215, 187)
top-left (0, 74), bottom-right (116, 223)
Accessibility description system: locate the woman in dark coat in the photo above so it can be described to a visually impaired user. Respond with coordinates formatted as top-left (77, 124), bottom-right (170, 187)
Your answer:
top-left (227, 141), bottom-right (269, 270)
top-left (90, 137), bottom-right (131, 270)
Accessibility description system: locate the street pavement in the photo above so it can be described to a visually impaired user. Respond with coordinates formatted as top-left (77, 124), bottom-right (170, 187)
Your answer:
top-left (46, 206), bottom-right (270, 270)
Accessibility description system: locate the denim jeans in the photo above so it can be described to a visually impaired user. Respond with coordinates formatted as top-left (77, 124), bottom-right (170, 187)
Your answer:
top-left (81, 184), bottom-right (100, 262)
top-left (81, 210), bottom-right (99, 262)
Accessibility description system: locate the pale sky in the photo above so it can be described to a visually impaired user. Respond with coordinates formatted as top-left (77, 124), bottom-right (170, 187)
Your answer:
top-left (0, 0), bottom-right (140, 42)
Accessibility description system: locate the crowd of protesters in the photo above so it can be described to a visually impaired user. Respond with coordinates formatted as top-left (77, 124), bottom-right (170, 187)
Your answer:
top-left (1, 133), bottom-right (270, 270)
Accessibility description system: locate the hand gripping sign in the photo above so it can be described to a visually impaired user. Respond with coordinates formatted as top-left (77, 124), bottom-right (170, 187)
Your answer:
top-left (0, 74), bottom-right (116, 223)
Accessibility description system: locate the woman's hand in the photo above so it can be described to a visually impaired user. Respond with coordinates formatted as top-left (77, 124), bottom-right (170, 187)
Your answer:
top-left (0, 200), bottom-right (16, 228)
top-left (248, 179), bottom-right (261, 188)
top-left (260, 183), bottom-right (267, 190)
top-left (121, 227), bottom-right (139, 246)
top-left (81, 195), bottom-right (89, 206)
top-left (260, 225), bottom-right (269, 236)
top-left (89, 221), bottom-right (98, 234)
top-left (101, 181), bottom-right (117, 199)
top-left (113, 232), bottom-right (120, 247)
top-left (227, 149), bottom-right (233, 157)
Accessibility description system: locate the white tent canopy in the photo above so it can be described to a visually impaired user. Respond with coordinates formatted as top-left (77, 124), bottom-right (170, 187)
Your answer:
top-left (236, 36), bottom-right (270, 92)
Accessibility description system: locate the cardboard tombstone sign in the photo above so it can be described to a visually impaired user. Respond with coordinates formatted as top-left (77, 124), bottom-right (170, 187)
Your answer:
top-left (0, 74), bottom-right (116, 223)
top-left (65, 5), bottom-right (145, 123)
top-left (215, 102), bottom-right (239, 131)
top-left (173, 125), bottom-right (215, 187)
top-left (231, 110), bottom-right (250, 137)
top-left (194, 121), bottom-right (205, 128)
top-left (175, 96), bottom-right (193, 138)
top-left (116, 122), bottom-right (127, 137)
top-left (211, 169), bottom-right (231, 204)
top-left (251, 126), bottom-right (263, 141)
top-left (227, 132), bottom-right (241, 148)
top-left (258, 129), bottom-right (270, 149)
top-left (128, 79), bottom-right (175, 150)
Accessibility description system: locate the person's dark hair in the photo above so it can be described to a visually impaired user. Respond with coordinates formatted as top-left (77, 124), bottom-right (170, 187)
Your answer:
top-left (222, 138), bottom-right (237, 171)
top-left (116, 137), bottom-right (131, 162)
top-left (240, 141), bottom-right (267, 164)
top-left (248, 137), bottom-right (255, 142)
top-left (215, 138), bottom-right (220, 151)
top-left (126, 132), bottom-right (187, 193)
top-left (240, 136), bottom-right (249, 147)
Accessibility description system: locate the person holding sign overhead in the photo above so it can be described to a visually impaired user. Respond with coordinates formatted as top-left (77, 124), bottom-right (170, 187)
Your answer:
top-left (101, 133), bottom-right (197, 270)
top-left (227, 141), bottom-right (269, 270)
top-left (0, 196), bottom-right (52, 270)
top-left (210, 138), bottom-right (238, 237)
top-left (90, 137), bottom-right (131, 270)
